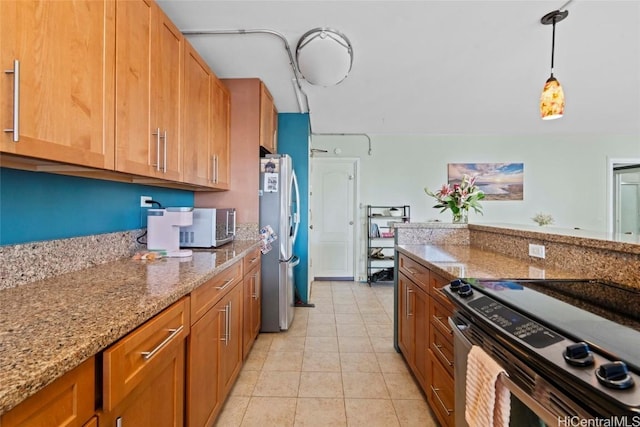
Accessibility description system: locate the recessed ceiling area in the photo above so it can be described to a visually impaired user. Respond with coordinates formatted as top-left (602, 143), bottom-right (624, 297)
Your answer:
top-left (157, 0), bottom-right (640, 136)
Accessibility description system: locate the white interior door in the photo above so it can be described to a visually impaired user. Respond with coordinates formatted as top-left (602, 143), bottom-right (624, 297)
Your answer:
top-left (310, 158), bottom-right (358, 280)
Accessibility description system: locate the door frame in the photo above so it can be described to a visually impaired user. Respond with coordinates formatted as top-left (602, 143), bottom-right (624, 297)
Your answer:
top-left (309, 157), bottom-right (361, 282)
top-left (607, 157), bottom-right (640, 233)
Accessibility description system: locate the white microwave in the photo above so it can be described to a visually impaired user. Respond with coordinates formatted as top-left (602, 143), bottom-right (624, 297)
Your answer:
top-left (179, 208), bottom-right (236, 248)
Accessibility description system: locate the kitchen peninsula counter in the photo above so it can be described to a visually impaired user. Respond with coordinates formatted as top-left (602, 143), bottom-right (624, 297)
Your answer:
top-left (0, 240), bottom-right (259, 416)
top-left (397, 244), bottom-right (585, 281)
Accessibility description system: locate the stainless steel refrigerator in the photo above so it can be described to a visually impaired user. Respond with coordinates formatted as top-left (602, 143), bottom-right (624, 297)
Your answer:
top-left (259, 154), bottom-right (300, 331)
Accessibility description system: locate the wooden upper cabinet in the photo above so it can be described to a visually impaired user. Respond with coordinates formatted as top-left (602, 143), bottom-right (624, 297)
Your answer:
top-left (0, 0), bottom-right (115, 168)
top-left (259, 82), bottom-right (278, 154)
top-left (210, 76), bottom-right (231, 189)
top-left (182, 41), bottom-right (212, 187)
top-left (114, 0), bottom-right (183, 181)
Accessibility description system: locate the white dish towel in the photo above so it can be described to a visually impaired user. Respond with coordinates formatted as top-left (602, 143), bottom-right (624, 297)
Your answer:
top-left (465, 345), bottom-right (511, 427)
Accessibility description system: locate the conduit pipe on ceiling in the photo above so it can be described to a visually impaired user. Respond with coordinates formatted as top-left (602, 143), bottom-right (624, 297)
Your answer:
top-left (312, 133), bottom-right (372, 156)
top-left (182, 29), bottom-right (372, 154)
top-left (181, 29), bottom-right (310, 114)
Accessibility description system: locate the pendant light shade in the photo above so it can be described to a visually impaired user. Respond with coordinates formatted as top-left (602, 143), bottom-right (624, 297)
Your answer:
top-left (540, 76), bottom-right (565, 120)
top-left (296, 28), bottom-right (353, 87)
top-left (540, 10), bottom-right (568, 120)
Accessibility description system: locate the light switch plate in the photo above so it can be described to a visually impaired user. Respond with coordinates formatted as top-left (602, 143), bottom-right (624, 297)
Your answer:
top-left (528, 243), bottom-right (546, 259)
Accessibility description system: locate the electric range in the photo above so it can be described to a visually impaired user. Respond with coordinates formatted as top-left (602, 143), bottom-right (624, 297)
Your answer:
top-left (444, 278), bottom-right (640, 418)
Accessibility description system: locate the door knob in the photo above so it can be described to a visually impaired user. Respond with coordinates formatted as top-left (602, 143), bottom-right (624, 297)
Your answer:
top-left (309, 225), bottom-right (313, 229)
top-left (349, 221), bottom-right (354, 225)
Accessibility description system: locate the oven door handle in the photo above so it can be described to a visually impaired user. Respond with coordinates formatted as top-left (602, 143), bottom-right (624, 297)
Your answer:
top-left (449, 316), bottom-right (470, 336)
top-left (450, 315), bottom-right (579, 426)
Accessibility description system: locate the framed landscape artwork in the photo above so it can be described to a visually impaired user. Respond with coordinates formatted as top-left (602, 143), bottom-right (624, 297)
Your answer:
top-left (448, 163), bottom-right (524, 201)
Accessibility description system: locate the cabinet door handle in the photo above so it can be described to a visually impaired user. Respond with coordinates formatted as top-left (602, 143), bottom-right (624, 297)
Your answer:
top-left (116, 416), bottom-right (123, 427)
top-left (252, 274), bottom-right (260, 299)
top-left (140, 325), bottom-right (183, 360)
top-left (227, 301), bottom-right (232, 343)
top-left (430, 386), bottom-right (453, 415)
top-left (220, 305), bottom-right (228, 344)
top-left (152, 128), bottom-right (161, 170)
top-left (163, 129), bottom-right (167, 173)
top-left (4, 60), bottom-right (20, 142)
top-left (406, 288), bottom-right (414, 317)
top-left (433, 343), bottom-right (453, 367)
top-left (215, 278), bottom-right (234, 291)
top-left (214, 155), bottom-right (219, 183)
top-left (220, 302), bottom-right (231, 345)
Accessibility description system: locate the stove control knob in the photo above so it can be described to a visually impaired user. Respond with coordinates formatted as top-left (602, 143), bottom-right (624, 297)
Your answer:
top-left (563, 342), bottom-right (594, 367)
top-left (596, 361), bottom-right (635, 390)
top-left (449, 279), bottom-right (463, 291)
top-left (457, 283), bottom-right (473, 298)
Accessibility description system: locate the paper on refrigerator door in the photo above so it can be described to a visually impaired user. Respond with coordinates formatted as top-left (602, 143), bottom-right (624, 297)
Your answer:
top-left (260, 225), bottom-right (278, 254)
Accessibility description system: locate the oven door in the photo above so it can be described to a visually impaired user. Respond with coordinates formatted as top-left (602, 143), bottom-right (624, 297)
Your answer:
top-left (450, 315), bottom-right (571, 427)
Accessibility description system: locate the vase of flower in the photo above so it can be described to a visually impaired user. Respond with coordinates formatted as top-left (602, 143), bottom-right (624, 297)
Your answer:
top-left (452, 209), bottom-right (468, 224)
top-left (425, 174), bottom-right (484, 223)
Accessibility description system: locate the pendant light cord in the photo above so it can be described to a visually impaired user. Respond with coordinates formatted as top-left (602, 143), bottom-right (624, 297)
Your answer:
top-left (550, 18), bottom-right (556, 76)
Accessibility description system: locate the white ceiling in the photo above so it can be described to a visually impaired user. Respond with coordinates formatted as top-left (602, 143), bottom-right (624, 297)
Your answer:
top-left (157, 0), bottom-right (640, 136)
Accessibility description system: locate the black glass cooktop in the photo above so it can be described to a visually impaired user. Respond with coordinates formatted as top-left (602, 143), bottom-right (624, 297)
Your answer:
top-left (463, 279), bottom-right (640, 372)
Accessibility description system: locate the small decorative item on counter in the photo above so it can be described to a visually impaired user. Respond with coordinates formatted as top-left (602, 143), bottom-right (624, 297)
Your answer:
top-left (425, 174), bottom-right (485, 223)
top-left (133, 250), bottom-right (166, 261)
top-left (532, 212), bottom-right (554, 226)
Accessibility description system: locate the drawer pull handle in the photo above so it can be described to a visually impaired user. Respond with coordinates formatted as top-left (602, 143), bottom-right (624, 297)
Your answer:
top-left (431, 385), bottom-right (453, 415)
top-left (215, 278), bottom-right (234, 290)
top-left (249, 257), bottom-right (258, 264)
top-left (406, 267), bottom-right (417, 275)
top-left (434, 343), bottom-right (453, 367)
top-left (433, 315), bottom-right (452, 334)
top-left (141, 325), bottom-right (183, 360)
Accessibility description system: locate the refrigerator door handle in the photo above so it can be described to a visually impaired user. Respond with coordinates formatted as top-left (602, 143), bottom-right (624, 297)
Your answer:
top-left (291, 170), bottom-right (300, 245)
top-left (290, 255), bottom-right (300, 268)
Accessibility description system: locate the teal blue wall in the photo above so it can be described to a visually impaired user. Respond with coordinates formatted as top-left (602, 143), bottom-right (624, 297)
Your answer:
top-left (0, 168), bottom-right (194, 245)
top-left (277, 113), bottom-right (310, 303)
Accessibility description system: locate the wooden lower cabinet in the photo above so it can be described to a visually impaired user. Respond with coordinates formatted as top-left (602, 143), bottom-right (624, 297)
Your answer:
top-left (187, 271), bottom-right (243, 427)
top-left (427, 349), bottom-right (455, 427)
top-left (397, 252), bottom-right (456, 427)
top-left (397, 272), bottom-right (429, 390)
top-left (0, 357), bottom-right (95, 427)
top-left (101, 297), bottom-right (189, 427)
top-left (242, 262), bottom-right (261, 358)
top-left (100, 350), bottom-right (186, 427)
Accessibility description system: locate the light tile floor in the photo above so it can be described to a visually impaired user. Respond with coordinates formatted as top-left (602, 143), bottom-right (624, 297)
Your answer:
top-left (214, 281), bottom-right (439, 427)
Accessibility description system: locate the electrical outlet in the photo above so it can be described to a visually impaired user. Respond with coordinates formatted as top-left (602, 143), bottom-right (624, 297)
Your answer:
top-left (528, 243), bottom-right (546, 259)
top-left (140, 196), bottom-right (152, 207)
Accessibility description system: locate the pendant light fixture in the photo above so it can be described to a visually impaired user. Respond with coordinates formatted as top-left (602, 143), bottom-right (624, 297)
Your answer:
top-left (296, 28), bottom-right (353, 87)
top-left (540, 9), bottom-right (569, 120)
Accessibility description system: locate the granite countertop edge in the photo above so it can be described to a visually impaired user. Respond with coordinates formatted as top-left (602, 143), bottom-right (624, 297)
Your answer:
top-left (0, 240), bottom-right (260, 416)
top-left (396, 243), bottom-right (591, 282)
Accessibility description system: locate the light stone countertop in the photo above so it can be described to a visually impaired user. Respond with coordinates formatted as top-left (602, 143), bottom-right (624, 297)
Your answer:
top-left (0, 240), bottom-right (259, 416)
top-left (396, 244), bottom-right (587, 281)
